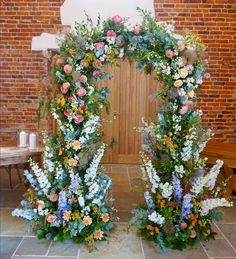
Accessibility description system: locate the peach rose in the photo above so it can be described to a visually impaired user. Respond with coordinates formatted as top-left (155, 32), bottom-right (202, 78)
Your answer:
top-left (101, 213), bottom-right (110, 223)
top-left (61, 82), bottom-right (70, 94)
top-left (63, 64), bottom-right (73, 74)
top-left (49, 193), bottom-right (58, 202)
top-left (71, 140), bottom-right (81, 151)
top-left (180, 222), bottom-right (188, 230)
top-left (165, 49), bottom-right (173, 58)
top-left (74, 114), bottom-right (84, 124)
top-left (112, 15), bottom-right (123, 24)
top-left (47, 215), bottom-right (57, 223)
top-left (63, 211), bottom-right (71, 221)
top-left (68, 158), bottom-right (78, 167)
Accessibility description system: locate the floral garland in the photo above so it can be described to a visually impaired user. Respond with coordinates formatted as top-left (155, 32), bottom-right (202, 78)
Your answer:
top-left (12, 9), bottom-right (232, 251)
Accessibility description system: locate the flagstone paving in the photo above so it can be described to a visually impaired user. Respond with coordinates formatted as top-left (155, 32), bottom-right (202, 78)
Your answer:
top-left (0, 165), bottom-right (235, 259)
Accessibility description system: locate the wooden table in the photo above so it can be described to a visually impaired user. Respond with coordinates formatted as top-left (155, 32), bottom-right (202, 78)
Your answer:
top-left (201, 140), bottom-right (236, 196)
top-left (0, 146), bottom-right (44, 190)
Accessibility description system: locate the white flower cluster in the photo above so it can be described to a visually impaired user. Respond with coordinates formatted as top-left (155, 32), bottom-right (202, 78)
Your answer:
top-left (55, 162), bottom-right (64, 180)
top-left (205, 160), bottom-right (224, 190)
top-left (79, 115), bottom-right (101, 147)
top-left (141, 153), bottom-right (160, 193)
top-left (174, 165), bottom-right (185, 178)
top-left (84, 144), bottom-right (106, 184)
top-left (181, 128), bottom-right (197, 162)
top-left (159, 182), bottom-right (173, 200)
top-left (29, 159), bottom-right (51, 195)
top-left (172, 114), bottom-right (182, 132)
top-left (200, 198), bottom-right (233, 215)
top-left (148, 211), bottom-right (165, 225)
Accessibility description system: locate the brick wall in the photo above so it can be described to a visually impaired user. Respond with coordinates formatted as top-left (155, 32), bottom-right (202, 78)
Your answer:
top-left (154, 0), bottom-right (236, 142)
top-left (0, 0), bottom-right (235, 144)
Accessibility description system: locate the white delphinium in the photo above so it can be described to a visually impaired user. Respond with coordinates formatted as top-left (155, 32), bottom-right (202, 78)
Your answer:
top-left (55, 162), bottom-right (64, 180)
top-left (205, 160), bottom-right (223, 190)
top-left (141, 153), bottom-right (160, 193)
top-left (181, 139), bottom-right (193, 161)
top-left (84, 144), bottom-right (106, 184)
top-left (159, 182), bottom-right (173, 200)
top-left (29, 159), bottom-right (51, 195)
top-left (78, 196), bottom-right (85, 207)
top-left (79, 115), bottom-right (101, 147)
top-left (174, 165), bottom-right (185, 178)
top-left (200, 198), bottom-right (233, 215)
top-left (148, 211), bottom-right (165, 225)
top-left (194, 129), bottom-right (212, 160)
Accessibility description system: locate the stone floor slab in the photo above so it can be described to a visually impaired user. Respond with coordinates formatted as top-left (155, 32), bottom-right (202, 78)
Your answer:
top-left (142, 239), bottom-right (208, 259)
top-left (217, 223), bottom-right (236, 248)
top-left (0, 236), bottom-right (22, 259)
top-left (48, 239), bottom-right (80, 256)
top-left (12, 257), bottom-right (77, 259)
top-left (201, 239), bottom-right (236, 258)
top-left (0, 208), bottom-right (29, 236)
top-left (218, 207), bottom-right (236, 223)
top-left (79, 226), bottom-right (143, 259)
top-left (15, 237), bottom-right (51, 256)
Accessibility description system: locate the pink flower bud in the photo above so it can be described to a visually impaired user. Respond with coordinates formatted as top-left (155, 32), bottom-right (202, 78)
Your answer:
top-left (63, 64), bottom-right (73, 74)
top-left (68, 96), bottom-right (74, 103)
top-left (133, 25), bottom-right (141, 35)
top-left (180, 105), bottom-right (188, 115)
top-left (77, 87), bottom-right (87, 98)
top-left (94, 42), bottom-right (105, 50)
top-left (64, 110), bottom-right (71, 117)
top-left (165, 49), bottom-right (174, 58)
top-left (74, 114), bottom-right (84, 124)
top-left (180, 222), bottom-right (188, 230)
top-left (93, 70), bottom-right (101, 78)
top-left (112, 15), bottom-right (123, 24)
top-left (107, 30), bottom-right (116, 38)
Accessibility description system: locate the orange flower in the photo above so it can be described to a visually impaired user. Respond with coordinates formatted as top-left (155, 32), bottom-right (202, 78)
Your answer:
top-left (71, 140), bottom-right (81, 151)
top-left (69, 195), bottom-right (77, 203)
top-left (154, 227), bottom-right (159, 233)
top-left (49, 193), bottom-right (58, 202)
top-left (68, 158), bottom-right (78, 167)
top-left (101, 213), bottom-right (110, 223)
top-left (93, 229), bottom-right (104, 240)
top-left (83, 216), bottom-right (92, 226)
top-left (68, 49), bottom-right (77, 56)
top-left (159, 200), bottom-right (165, 208)
top-left (71, 212), bottom-right (80, 220)
top-left (146, 225), bottom-right (154, 231)
top-left (190, 229), bottom-right (196, 238)
top-left (63, 211), bottom-right (71, 221)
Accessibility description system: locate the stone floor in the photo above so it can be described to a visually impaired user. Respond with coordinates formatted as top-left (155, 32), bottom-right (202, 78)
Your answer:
top-left (0, 164), bottom-right (235, 259)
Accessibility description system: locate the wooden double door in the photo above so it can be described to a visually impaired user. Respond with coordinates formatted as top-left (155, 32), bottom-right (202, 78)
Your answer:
top-left (99, 60), bottom-right (162, 164)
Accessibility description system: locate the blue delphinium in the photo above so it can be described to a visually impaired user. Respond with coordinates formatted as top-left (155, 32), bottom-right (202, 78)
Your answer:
top-left (181, 194), bottom-right (193, 219)
top-left (172, 175), bottom-right (183, 203)
top-left (58, 191), bottom-right (68, 213)
top-left (144, 191), bottom-right (155, 210)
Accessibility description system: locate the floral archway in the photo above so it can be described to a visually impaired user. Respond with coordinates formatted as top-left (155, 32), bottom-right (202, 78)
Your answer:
top-left (13, 9), bottom-right (232, 251)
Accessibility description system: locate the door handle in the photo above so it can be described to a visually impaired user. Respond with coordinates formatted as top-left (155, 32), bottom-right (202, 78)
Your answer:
top-left (113, 111), bottom-right (120, 120)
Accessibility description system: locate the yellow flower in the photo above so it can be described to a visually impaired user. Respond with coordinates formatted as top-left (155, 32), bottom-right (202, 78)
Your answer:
top-left (63, 211), bottom-right (71, 221)
top-left (68, 158), bottom-right (78, 167)
top-left (68, 49), bottom-right (77, 56)
top-left (174, 80), bottom-right (183, 87)
top-left (57, 98), bottom-right (65, 106)
top-left (179, 68), bottom-right (188, 78)
top-left (187, 90), bottom-right (195, 98)
top-left (83, 216), bottom-right (92, 226)
top-left (93, 229), bottom-right (104, 240)
top-left (71, 140), bottom-right (81, 151)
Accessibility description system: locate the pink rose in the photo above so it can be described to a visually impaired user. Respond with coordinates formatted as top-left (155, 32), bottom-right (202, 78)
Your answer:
top-left (186, 100), bottom-right (193, 108)
top-left (68, 96), bottom-right (74, 103)
top-left (49, 193), bottom-right (58, 202)
top-left (47, 215), bottom-right (57, 223)
top-left (133, 25), bottom-right (141, 35)
top-left (93, 70), bottom-right (101, 78)
top-left (165, 49), bottom-right (174, 58)
top-left (80, 75), bottom-right (87, 83)
top-left (180, 105), bottom-right (188, 115)
top-left (55, 57), bottom-right (64, 66)
top-left (107, 30), bottom-right (116, 38)
top-left (77, 87), bottom-right (87, 98)
top-left (60, 82), bottom-right (70, 94)
top-left (74, 114), bottom-right (84, 124)
top-left (177, 40), bottom-right (185, 51)
top-left (63, 64), bottom-right (73, 74)
top-left (190, 229), bottom-right (196, 238)
top-left (94, 42), bottom-right (105, 50)
top-left (180, 222), bottom-right (188, 230)
top-left (64, 110), bottom-right (71, 117)
top-left (112, 15), bottom-right (123, 24)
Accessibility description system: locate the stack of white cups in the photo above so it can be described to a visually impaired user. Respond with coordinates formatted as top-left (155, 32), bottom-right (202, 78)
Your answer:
top-left (19, 131), bottom-right (37, 150)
